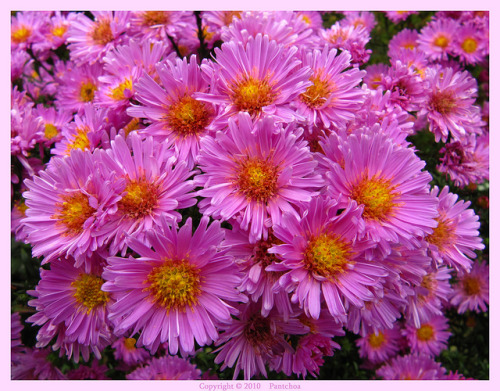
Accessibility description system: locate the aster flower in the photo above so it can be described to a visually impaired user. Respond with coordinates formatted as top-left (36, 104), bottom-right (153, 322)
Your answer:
top-left (225, 226), bottom-right (293, 319)
top-left (452, 22), bottom-right (488, 65)
top-left (356, 325), bottom-right (403, 364)
top-left (420, 66), bottom-right (481, 143)
top-left (34, 104), bottom-right (73, 147)
top-left (268, 195), bottom-right (387, 321)
top-left (340, 11), bottom-right (377, 34)
top-left (437, 135), bottom-right (489, 188)
top-left (385, 11), bottom-right (418, 24)
top-left (67, 11), bottom-right (131, 65)
top-left (363, 64), bottom-right (389, 90)
top-left (102, 216), bottom-right (245, 355)
top-left (42, 11), bottom-right (76, 50)
top-left (293, 45), bottom-right (366, 129)
top-left (27, 256), bottom-right (112, 347)
top-left (376, 352), bottom-right (447, 380)
top-left (112, 336), bottom-right (151, 366)
top-left (11, 11), bottom-right (45, 51)
top-left (450, 261), bottom-right (489, 313)
top-left (11, 347), bottom-right (66, 380)
top-left (425, 186), bottom-right (484, 272)
top-left (128, 11), bottom-right (190, 44)
top-left (195, 33), bottom-right (312, 124)
top-left (388, 29), bottom-right (419, 58)
top-left (22, 148), bottom-right (122, 264)
top-left (417, 17), bottom-right (459, 61)
top-left (196, 113), bottom-right (323, 243)
top-left (96, 133), bottom-right (198, 256)
top-left (214, 302), bottom-right (308, 380)
top-left (324, 131), bottom-right (438, 255)
top-left (126, 355), bottom-right (201, 380)
top-left (402, 314), bottom-right (452, 356)
top-left (66, 359), bottom-right (110, 380)
top-left (127, 54), bottom-right (217, 168)
top-left (55, 62), bottom-right (104, 114)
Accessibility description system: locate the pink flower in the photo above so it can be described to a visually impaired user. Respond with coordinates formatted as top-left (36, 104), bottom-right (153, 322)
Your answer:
top-left (126, 355), bottom-right (201, 380)
top-left (402, 314), bottom-right (452, 356)
top-left (417, 17), bottom-right (459, 61)
top-left (102, 216), bottom-right (245, 355)
top-left (356, 325), bottom-right (403, 364)
top-left (195, 113), bottom-right (323, 243)
top-left (450, 261), bottom-right (489, 313)
top-left (112, 337), bottom-right (151, 366)
top-left (376, 352), bottom-right (447, 380)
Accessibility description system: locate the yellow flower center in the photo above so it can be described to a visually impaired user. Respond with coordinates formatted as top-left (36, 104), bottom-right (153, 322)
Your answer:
top-left (433, 35), bottom-right (449, 49)
top-left (462, 37), bottom-right (478, 54)
top-left (350, 174), bottom-right (399, 221)
top-left (144, 259), bottom-right (201, 311)
top-left (231, 77), bottom-right (276, 116)
top-left (91, 19), bottom-right (113, 45)
top-left (402, 42), bottom-right (416, 50)
top-left (122, 117), bottom-right (141, 137)
top-left (223, 11), bottom-right (242, 26)
top-left (463, 276), bottom-right (481, 296)
top-left (12, 26), bottom-right (31, 44)
top-left (426, 215), bottom-right (454, 251)
top-left (72, 273), bottom-right (109, 313)
top-left (368, 331), bottom-right (386, 348)
top-left (235, 157), bottom-right (279, 202)
top-left (80, 81), bottom-right (97, 103)
top-left (109, 78), bottom-right (133, 101)
top-left (54, 192), bottom-right (96, 234)
top-left (165, 95), bottom-right (213, 138)
top-left (118, 178), bottom-right (160, 219)
top-left (124, 337), bottom-right (137, 350)
top-left (416, 324), bottom-right (435, 341)
top-left (66, 127), bottom-right (91, 155)
top-left (303, 233), bottom-right (352, 279)
top-left (14, 199), bottom-right (28, 216)
top-left (300, 74), bottom-right (332, 109)
top-left (44, 123), bottom-right (59, 140)
top-left (52, 24), bottom-right (67, 38)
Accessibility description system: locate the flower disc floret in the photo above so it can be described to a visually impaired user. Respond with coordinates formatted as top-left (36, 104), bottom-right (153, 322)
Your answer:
top-left (231, 77), bottom-right (276, 115)
top-left (350, 174), bottom-right (399, 221)
top-left (300, 74), bottom-right (332, 108)
top-left (236, 157), bottom-right (279, 202)
top-left (72, 274), bottom-right (110, 313)
top-left (119, 178), bottom-right (160, 219)
top-left (54, 192), bottom-right (95, 235)
top-left (304, 233), bottom-right (352, 279)
top-left (91, 19), bottom-right (113, 45)
top-left (416, 324), bottom-right (435, 342)
top-left (165, 95), bottom-right (213, 137)
top-left (144, 259), bottom-right (201, 311)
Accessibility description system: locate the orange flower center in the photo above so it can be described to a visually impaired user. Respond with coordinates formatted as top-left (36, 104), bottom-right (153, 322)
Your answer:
top-left (235, 157), bottom-right (279, 202)
top-left (351, 174), bottom-right (399, 221)
top-left (462, 37), bottom-right (478, 54)
top-left (463, 276), bottom-right (481, 296)
top-left (426, 216), bottom-right (454, 251)
top-left (54, 192), bottom-right (95, 234)
top-left (52, 24), bottom-right (67, 38)
top-left (72, 273), bottom-right (109, 313)
top-left (416, 324), bottom-right (435, 341)
top-left (91, 19), bottom-right (113, 45)
top-left (304, 233), bottom-right (352, 279)
top-left (80, 81), bottom-right (97, 102)
top-left (119, 178), bottom-right (160, 219)
top-left (368, 331), bottom-right (386, 348)
top-left (142, 11), bottom-right (170, 26)
top-left (231, 77), bottom-right (275, 115)
top-left (223, 11), bottom-right (242, 26)
top-left (433, 35), bottom-right (449, 49)
top-left (165, 95), bottom-right (213, 137)
top-left (429, 91), bottom-right (456, 115)
top-left (12, 26), bottom-right (31, 44)
top-left (124, 337), bottom-right (137, 350)
top-left (66, 126), bottom-right (91, 155)
top-left (144, 259), bottom-right (201, 311)
top-left (300, 74), bottom-right (332, 109)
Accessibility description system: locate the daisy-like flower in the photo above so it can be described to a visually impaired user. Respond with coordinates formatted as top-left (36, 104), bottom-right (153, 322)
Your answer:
top-left (67, 11), bottom-right (131, 65)
top-left (11, 11), bottom-right (45, 51)
top-left (55, 62), bottom-right (104, 115)
top-left (268, 195), bottom-right (386, 321)
top-left (126, 356), bottom-right (201, 380)
top-left (417, 17), bottom-right (459, 61)
top-left (128, 11), bottom-right (190, 44)
top-left (363, 64), bottom-right (389, 90)
top-left (452, 21), bottom-right (488, 65)
top-left (437, 135), bottom-right (489, 188)
top-left (11, 347), bottom-right (67, 380)
top-left (22, 148), bottom-right (121, 264)
top-left (376, 353), bottom-right (447, 380)
top-left (319, 22), bottom-right (372, 66)
top-left (356, 325), bottom-right (403, 364)
top-left (425, 186), bottom-right (484, 272)
top-left (96, 133), bottom-right (198, 256)
top-left (195, 113), bottom-right (323, 243)
top-left (42, 11), bottom-right (76, 50)
top-left (294, 45), bottom-right (366, 129)
top-left (27, 256), bottom-right (111, 347)
top-left (102, 216), bottom-right (245, 355)
top-left (51, 105), bottom-right (110, 158)
top-left (128, 55), bottom-right (217, 168)
top-left (388, 29), bottom-right (419, 58)
top-left (450, 261), bottom-right (489, 313)
top-left (340, 11), bottom-right (377, 34)
top-left (406, 265), bottom-right (453, 327)
top-left (112, 336), bottom-right (151, 366)
top-left (214, 302), bottom-right (308, 380)
top-left (385, 11), bottom-right (418, 24)
top-left (195, 33), bottom-right (312, 124)
top-left (291, 333), bottom-right (341, 378)
top-left (325, 131), bottom-right (438, 255)
top-left (402, 314), bottom-right (452, 356)
top-left (420, 66), bottom-right (480, 143)
top-left (34, 104), bottom-right (73, 147)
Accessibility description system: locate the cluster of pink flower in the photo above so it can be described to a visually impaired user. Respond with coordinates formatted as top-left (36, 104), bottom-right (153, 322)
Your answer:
top-left (11, 10), bottom-right (489, 380)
